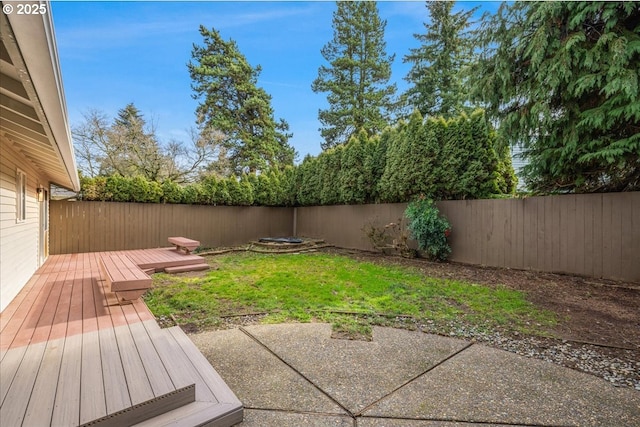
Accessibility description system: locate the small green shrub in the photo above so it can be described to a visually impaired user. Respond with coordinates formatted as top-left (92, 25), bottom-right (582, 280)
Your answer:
top-left (105, 174), bottom-right (131, 202)
top-left (80, 176), bottom-right (109, 201)
top-left (404, 197), bottom-right (451, 261)
top-left (161, 179), bottom-right (183, 203)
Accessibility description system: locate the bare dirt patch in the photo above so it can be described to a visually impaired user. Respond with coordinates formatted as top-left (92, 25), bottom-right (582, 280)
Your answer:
top-left (329, 248), bottom-right (640, 351)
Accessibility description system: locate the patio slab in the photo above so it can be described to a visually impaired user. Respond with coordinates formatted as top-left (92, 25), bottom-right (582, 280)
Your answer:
top-left (241, 323), bottom-right (469, 414)
top-left (362, 344), bottom-right (640, 426)
top-left (189, 328), bottom-right (347, 415)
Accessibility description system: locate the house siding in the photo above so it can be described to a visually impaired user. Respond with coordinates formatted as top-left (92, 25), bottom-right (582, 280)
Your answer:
top-left (0, 139), bottom-right (47, 312)
top-left (511, 143), bottom-right (528, 191)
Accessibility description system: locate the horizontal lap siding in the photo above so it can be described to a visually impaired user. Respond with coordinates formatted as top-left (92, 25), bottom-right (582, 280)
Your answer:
top-left (1, 139), bottom-right (47, 312)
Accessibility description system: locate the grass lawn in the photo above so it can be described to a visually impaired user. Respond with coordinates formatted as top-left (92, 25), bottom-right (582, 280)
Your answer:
top-left (145, 252), bottom-right (556, 339)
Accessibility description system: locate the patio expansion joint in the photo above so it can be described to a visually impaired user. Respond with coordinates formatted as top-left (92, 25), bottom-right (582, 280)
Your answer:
top-left (243, 406), bottom-right (355, 419)
top-left (238, 326), bottom-right (355, 418)
top-left (354, 341), bottom-right (475, 417)
top-left (355, 414), bottom-right (575, 427)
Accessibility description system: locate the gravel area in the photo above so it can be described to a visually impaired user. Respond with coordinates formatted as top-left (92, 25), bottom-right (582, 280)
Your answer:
top-left (415, 319), bottom-right (640, 391)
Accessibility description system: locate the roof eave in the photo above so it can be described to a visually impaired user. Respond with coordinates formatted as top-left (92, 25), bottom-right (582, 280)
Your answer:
top-left (3, 2), bottom-right (80, 192)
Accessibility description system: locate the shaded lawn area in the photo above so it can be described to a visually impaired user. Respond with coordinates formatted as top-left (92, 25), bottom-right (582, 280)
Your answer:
top-left (145, 252), bottom-right (556, 338)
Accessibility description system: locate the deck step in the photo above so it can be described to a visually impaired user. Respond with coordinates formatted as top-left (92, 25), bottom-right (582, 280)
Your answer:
top-left (133, 326), bottom-right (243, 426)
top-left (81, 385), bottom-right (195, 427)
top-left (164, 263), bottom-right (210, 274)
top-left (130, 248), bottom-right (207, 270)
top-left (133, 401), bottom-right (243, 427)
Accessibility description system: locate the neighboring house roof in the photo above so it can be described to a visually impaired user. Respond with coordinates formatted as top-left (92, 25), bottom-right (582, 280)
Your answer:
top-left (0, 2), bottom-right (80, 191)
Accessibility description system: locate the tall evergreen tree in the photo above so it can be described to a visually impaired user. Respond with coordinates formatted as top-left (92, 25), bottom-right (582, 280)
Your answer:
top-left (111, 103), bottom-right (166, 180)
top-left (339, 131), bottom-right (368, 204)
top-left (403, 1), bottom-right (477, 118)
top-left (318, 147), bottom-right (343, 205)
top-left (312, 1), bottom-right (397, 150)
top-left (367, 128), bottom-right (391, 202)
top-left (296, 155), bottom-right (322, 206)
top-left (378, 121), bottom-right (409, 202)
top-left (189, 25), bottom-right (296, 175)
top-left (471, 2), bottom-right (640, 193)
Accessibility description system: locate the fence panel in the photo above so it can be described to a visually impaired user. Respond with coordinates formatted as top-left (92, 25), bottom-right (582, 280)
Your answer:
top-left (50, 201), bottom-right (293, 254)
top-left (50, 193), bottom-right (639, 283)
top-left (296, 193), bottom-right (639, 283)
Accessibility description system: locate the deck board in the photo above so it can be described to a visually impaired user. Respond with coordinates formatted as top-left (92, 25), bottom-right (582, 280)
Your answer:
top-left (0, 341), bottom-right (47, 425)
top-left (127, 320), bottom-right (176, 397)
top-left (0, 248), bottom-right (240, 427)
top-left (1, 272), bottom-right (53, 353)
top-left (80, 330), bottom-right (106, 424)
top-left (168, 326), bottom-right (242, 405)
top-left (100, 325), bottom-right (132, 415)
top-left (143, 322), bottom-right (199, 395)
top-left (52, 333), bottom-right (82, 427)
top-left (23, 271), bottom-right (73, 426)
top-left (0, 345), bottom-right (27, 404)
top-left (0, 271), bottom-right (40, 335)
top-left (22, 336), bottom-right (66, 426)
top-left (112, 323), bottom-right (155, 404)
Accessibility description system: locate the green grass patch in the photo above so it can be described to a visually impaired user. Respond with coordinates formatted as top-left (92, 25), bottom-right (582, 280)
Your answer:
top-left (145, 252), bottom-right (556, 337)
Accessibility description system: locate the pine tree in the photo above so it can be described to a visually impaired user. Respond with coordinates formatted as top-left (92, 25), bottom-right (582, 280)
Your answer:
top-left (471, 2), bottom-right (640, 193)
top-left (226, 176), bottom-right (242, 205)
top-left (403, 1), bottom-right (477, 118)
top-left (312, 1), bottom-right (397, 150)
top-left (495, 143), bottom-right (518, 195)
top-left (161, 179), bottom-right (183, 204)
top-left (255, 173), bottom-right (275, 206)
top-left (276, 166), bottom-right (297, 207)
top-left (404, 110), bottom-right (439, 198)
top-left (189, 25), bottom-right (295, 175)
top-left (108, 103), bottom-right (165, 180)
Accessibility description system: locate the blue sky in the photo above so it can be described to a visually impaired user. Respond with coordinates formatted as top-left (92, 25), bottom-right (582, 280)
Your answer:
top-left (52, 1), bottom-right (496, 160)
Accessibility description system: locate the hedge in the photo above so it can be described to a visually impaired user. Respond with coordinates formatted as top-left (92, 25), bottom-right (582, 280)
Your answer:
top-left (79, 110), bottom-right (516, 206)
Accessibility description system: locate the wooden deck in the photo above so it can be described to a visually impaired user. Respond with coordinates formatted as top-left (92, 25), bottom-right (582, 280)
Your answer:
top-left (0, 250), bottom-right (242, 427)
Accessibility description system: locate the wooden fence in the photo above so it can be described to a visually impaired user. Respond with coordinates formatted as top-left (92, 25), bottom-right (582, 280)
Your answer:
top-left (295, 193), bottom-right (640, 283)
top-left (51, 192), bottom-right (639, 283)
top-left (50, 201), bottom-right (293, 254)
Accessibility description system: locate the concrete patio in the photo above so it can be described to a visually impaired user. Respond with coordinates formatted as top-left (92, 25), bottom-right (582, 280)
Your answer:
top-left (191, 323), bottom-right (640, 427)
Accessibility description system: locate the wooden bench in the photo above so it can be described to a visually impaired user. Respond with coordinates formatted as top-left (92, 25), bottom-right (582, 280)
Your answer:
top-left (99, 253), bottom-right (152, 303)
top-left (168, 237), bottom-right (200, 254)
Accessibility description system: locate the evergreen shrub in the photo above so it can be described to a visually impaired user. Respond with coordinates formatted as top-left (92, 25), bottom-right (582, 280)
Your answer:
top-left (404, 196), bottom-right (451, 261)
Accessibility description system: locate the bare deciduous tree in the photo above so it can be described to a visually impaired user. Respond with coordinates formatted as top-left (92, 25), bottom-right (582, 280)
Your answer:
top-left (72, 104), bottom-right (224, 183)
